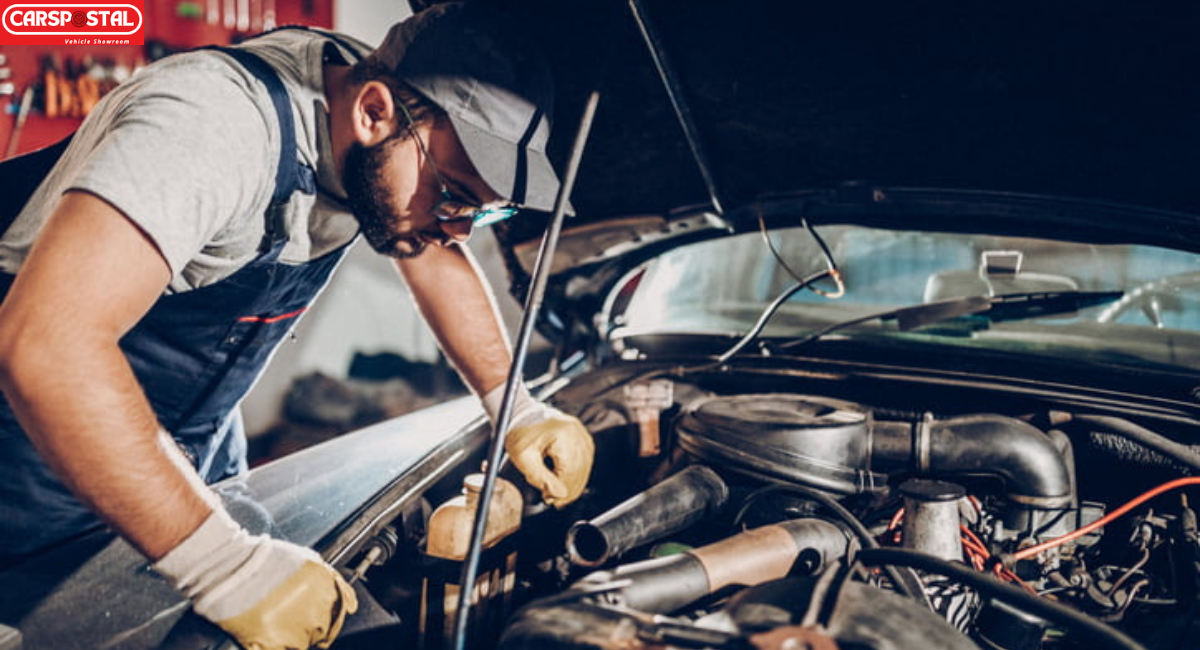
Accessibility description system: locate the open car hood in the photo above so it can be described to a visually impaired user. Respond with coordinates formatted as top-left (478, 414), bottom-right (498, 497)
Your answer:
top-left (488, 0), bottom-right (1200, 277)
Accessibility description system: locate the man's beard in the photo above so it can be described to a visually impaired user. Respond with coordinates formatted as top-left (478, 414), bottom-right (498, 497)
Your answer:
top-left (342, 138), bottom-right (444, 259)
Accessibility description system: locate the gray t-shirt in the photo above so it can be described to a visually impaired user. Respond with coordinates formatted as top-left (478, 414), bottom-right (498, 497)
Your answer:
top-left (0, 29), bottom-right (368, 294)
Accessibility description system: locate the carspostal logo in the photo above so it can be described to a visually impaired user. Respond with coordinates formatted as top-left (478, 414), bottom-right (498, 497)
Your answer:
top-left (1, 2), bottom-right (144, 44)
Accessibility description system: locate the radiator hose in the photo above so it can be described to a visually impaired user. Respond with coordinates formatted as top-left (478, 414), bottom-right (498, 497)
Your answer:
top-left (872, 415), bottom-right (1073, 509)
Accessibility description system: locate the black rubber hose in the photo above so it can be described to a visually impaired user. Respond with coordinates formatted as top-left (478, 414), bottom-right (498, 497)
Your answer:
top-left (873, 416), bottom-right (1073, 508)
top-left (566, 465), bottom-right (729, 567)
top-left (1071, 414), bottom-right (1200, 475)
top-left (855, 548), bottom-right (1148, 650)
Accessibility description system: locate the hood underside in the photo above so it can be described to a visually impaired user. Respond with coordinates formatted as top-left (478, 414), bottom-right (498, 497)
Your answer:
top-left (482, 0), bottom-right (1200, 251)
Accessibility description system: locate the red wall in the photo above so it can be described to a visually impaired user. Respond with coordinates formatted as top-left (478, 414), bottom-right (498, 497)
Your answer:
top-left (0, 0), bottom-right (333, 159)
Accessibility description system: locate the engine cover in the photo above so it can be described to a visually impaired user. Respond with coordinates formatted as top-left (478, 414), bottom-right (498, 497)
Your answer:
top-left (676, 394), bottom-right (886, 494)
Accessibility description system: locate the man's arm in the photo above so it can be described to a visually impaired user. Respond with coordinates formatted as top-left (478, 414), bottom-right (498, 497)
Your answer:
top-left (0, 191), bottom-right (357, 649)
top-left (394, 241), bottom-right (511, 396)
top-left (0, 190), bottom-right (214, 558)
top-left (395, 241), bottom-right (594, 507)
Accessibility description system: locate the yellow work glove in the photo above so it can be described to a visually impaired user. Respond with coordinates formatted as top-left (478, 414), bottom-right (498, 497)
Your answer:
top-left (154, 508), bottom-right (358, 650)
top-left (483, 384), bottom-right (595, 508)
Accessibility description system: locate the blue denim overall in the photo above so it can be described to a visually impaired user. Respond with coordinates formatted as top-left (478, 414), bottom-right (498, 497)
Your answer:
top-left (0, 45), bottom-right (351, 566)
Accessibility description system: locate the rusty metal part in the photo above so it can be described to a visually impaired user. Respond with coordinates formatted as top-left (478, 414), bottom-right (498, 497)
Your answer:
top-left (624, 380), bottom-right (674, 457)
top-left (576, 519), bottom-right (851, 615)
top-left (692, 524), bottom-right (802, 592)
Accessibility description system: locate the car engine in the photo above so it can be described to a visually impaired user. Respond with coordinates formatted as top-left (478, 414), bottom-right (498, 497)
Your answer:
top-left (342, 368), bottom-right (1199, 650)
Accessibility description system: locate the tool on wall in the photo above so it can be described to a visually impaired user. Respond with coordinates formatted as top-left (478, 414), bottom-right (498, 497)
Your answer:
top-left (37, 54), bottom-right (133, 119)
top-left (5, 86), bottom-right (34, 159)
top-left (0, 54), bottom-right (13, 99)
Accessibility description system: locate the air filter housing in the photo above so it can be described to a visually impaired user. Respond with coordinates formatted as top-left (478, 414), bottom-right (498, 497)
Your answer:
top-left (676, 394), bottom-right (884, 495)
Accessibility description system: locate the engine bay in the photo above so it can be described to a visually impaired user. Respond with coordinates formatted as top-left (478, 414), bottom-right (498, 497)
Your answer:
top-left (335, 366), bottom-right (1200, 650)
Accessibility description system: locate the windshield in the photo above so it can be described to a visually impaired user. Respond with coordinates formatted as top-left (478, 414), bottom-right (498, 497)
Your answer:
top-left (611, 225), bottom-right (1200, 371)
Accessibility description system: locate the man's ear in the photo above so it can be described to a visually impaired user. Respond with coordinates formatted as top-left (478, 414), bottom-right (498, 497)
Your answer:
top-left (351, 81), bottom-right (397, 146)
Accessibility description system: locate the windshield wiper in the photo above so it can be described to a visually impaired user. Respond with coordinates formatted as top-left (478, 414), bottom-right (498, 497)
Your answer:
top-left (984, 290), bottom-right (1126, 322)
top-left (775, 290), bottom-right (1125, 352)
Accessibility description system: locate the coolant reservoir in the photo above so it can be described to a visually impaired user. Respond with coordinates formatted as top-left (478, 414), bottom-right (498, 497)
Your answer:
top-left (421, 474), bottom-right (522, 648)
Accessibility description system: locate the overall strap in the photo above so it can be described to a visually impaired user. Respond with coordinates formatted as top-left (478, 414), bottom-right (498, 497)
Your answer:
top-left (209, 47), bottom-right (303, 249)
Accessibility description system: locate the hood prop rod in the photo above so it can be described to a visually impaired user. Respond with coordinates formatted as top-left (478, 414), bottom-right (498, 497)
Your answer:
top-left (452, 89), bottom-right (603, 650)
top-left (628, 0), bottom-right (726, 218)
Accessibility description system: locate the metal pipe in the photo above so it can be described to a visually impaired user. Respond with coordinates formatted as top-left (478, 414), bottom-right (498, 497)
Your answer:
top-left (899, 479), bottom-right (965, 561)
top-left (627, 0), bottom-right (726, 216)
top-left (577, 518), bottom-right (853, 614)
top-left (452, 90), bottom-right (603, 650)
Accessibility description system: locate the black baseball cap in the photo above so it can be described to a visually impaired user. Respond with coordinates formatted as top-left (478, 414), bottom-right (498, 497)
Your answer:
top-left (367, 2), bottom-right (561, 212)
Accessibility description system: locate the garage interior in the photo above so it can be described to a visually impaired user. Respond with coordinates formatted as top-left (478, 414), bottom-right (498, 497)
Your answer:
top-left (0, 0), bottom-right (540, 463)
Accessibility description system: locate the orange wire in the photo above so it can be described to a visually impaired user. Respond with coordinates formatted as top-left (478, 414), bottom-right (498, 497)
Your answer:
top-left (961, 536), bottom-right (989, 556)
top-left (889, 502), bottom-right (1054, 593)
top-left (995, 565), bottom-right (1038, 594)
top-left (893, 515), bottom-right (1033, 590)
top-left (965, 545), bottom-right (989, 567)
top-left (1013, 574), bottom-right (1037, 595)
top-left (960, 524), bottom-right (1039, 591)
top-left (1013, 476), bottom-right (1200, 561)
top-left (963, 542), bottom-right (987, 570)
top-left (960, 525), bottom-right (988, 552)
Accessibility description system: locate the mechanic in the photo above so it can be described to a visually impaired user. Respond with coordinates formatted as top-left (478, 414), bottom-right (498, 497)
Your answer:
top-left (0, 3), bottom-right (593, 649)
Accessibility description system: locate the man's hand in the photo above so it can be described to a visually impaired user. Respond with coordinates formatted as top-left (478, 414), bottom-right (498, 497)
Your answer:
top-left (483, 385), bottom-right (595, 508)
top-left (154, 509), bottom-right (357, 650)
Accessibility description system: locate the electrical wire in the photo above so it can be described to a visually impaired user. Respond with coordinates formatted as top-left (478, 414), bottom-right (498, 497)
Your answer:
top-left (1013, 476), bottom-right (1200, 561)
top-left (961, 532), bottom-right (992, 573)
top-left (968, 495), bottom-right (982, 513)
top-left (706, 208), bottom-right (849, 365)
top-left (775, 304), bottom-right (925, 352)
top-left (855, 549), bottom-right (1150, 650)
top-left (811, 267), bottom-right (846, 299)
top-left (598, 211), bottom-right (846, 382)
top-left (1108, 547), bottom-right (1152, 597)
top-left (999, 566), bottom-right (1038, 595)
top-left (1115, 579), bottom-right (1150, 618)
top-left (960, 524), bottom-right (988, 553)
top-left (714, 270), bottom-right (834, 363)
top-left (963, 539), bottom-right (988, 571)
top-left (886, 509), bottom-right (1031, 592)
top-left (755, 204), bottom-right (844, 298)
top-left (756, 204), bottom-right (808, 286)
